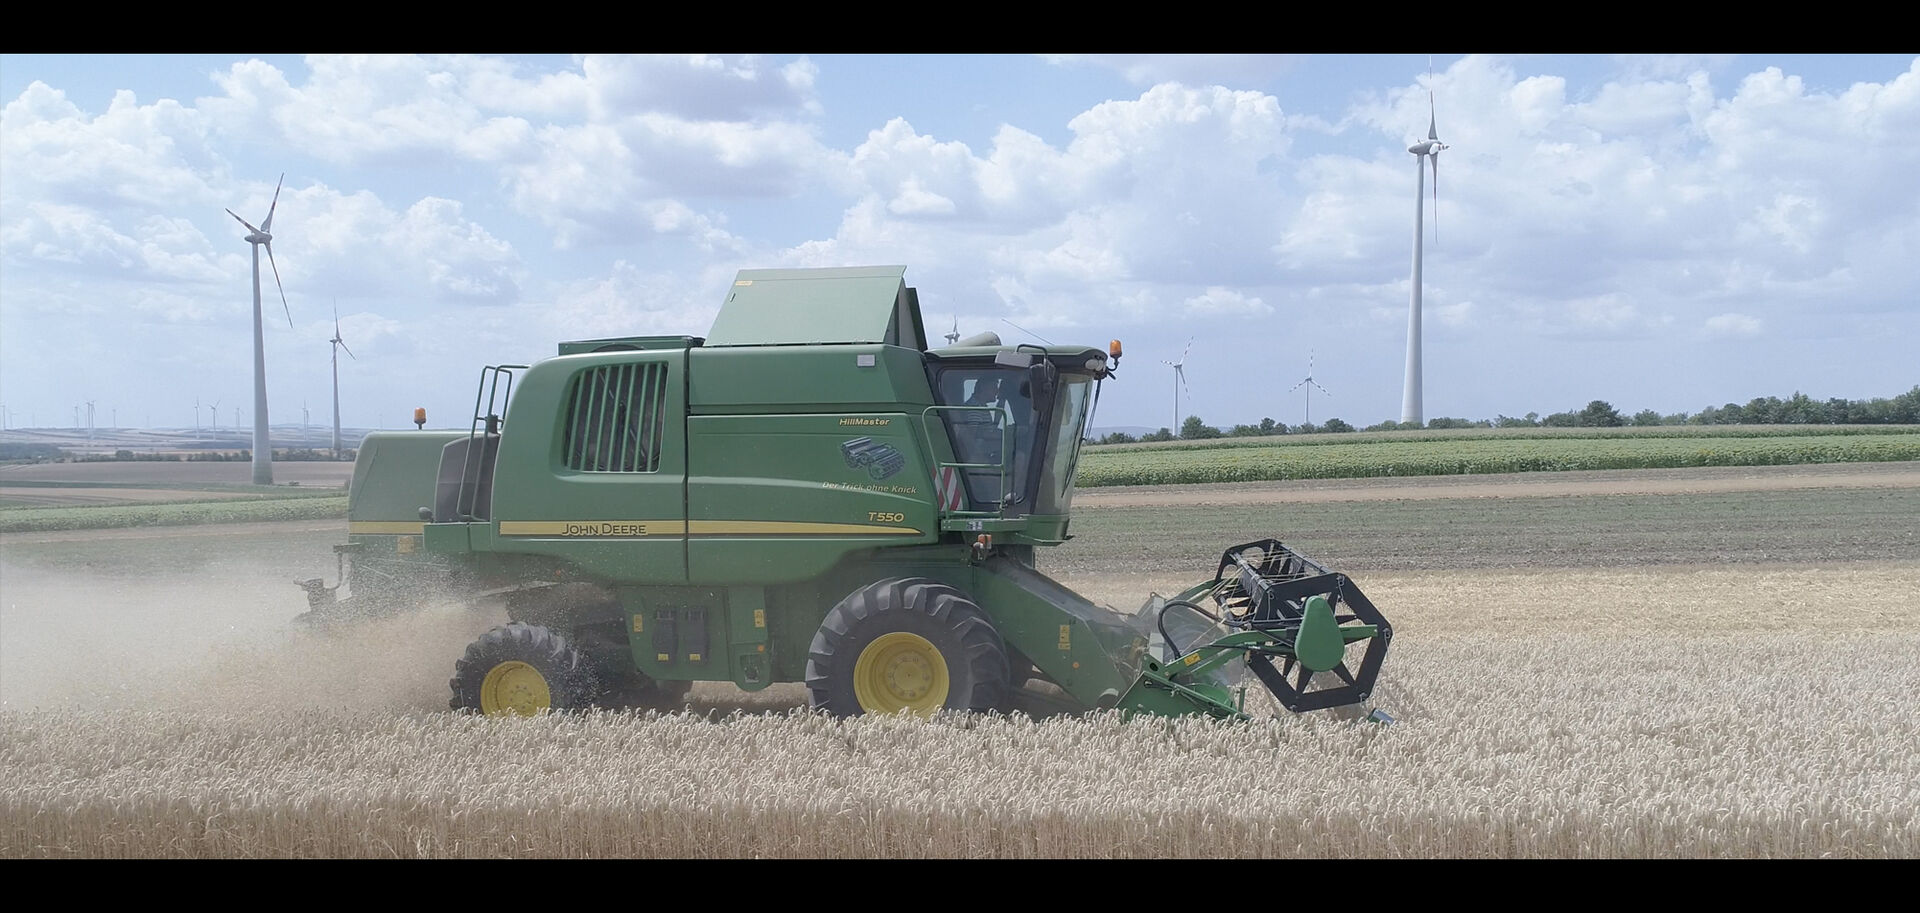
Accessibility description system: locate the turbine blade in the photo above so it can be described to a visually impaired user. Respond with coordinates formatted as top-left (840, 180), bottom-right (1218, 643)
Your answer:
top-left (1179, 368), bottom-right (1192, 404)
top-left (338, 338), bottom-right (355, 361)
top-left (265, 241), bottom-right (292, 329)
top-left (226, 209), bottom-right (260, 234)
top-left (1313, 380), bottom-right (1331, 396)
top-left (261, 173), bottom-right (284, 232)
top-left (1289, 379), bottom-right (1307, 393)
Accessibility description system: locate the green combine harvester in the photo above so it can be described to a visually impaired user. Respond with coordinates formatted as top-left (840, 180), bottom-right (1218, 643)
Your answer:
top-left (301, 267), bottom-right (1392, 721)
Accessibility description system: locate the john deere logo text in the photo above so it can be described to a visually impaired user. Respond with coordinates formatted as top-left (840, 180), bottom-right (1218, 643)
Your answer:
top-left (562, 522), bottom-right (650, 537)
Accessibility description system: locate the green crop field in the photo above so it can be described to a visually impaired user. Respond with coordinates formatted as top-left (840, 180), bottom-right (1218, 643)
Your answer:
top-left (1078, 427), bottom-right (1920, 487)
top-left (0, 495), bottom-right (347, 534)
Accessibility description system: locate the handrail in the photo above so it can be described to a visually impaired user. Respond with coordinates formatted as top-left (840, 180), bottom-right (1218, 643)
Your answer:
top-left (920, 404), bottom-right (1013, 517)
top-left (456, 364), bottom-right (528, 520)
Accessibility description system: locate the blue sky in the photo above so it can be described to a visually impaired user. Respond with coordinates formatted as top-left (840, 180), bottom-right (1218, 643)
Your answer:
top-left (2, 54), bottom-right (1915, 433)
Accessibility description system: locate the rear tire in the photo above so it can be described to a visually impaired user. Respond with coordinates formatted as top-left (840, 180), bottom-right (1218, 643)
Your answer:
top-left (806, 578), bottom-right (1010, 717)
top-left (450, 622), bottom-right (595, 716)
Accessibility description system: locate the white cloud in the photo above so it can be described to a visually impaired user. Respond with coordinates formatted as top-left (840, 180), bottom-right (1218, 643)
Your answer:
top-left (1183, 286), bottom-right (1271, 316)
top-left (1703, 312), bottom-right (1763, 337)
top-left (1, 82), bottom-right (228, 211)
top-left (1041, 55), bottom-right (1303, 88)
top-left (2, 202), bottom-right (231, 285)
top-left (3, 54), bottom-right (1917, 431)
top-left (1434, 300), bottom-right (1474, 326)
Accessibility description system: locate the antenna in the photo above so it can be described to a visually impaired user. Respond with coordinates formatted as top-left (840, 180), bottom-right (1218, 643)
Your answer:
top-left (331, 298), bottom-right (355, 460)
top-left (227, 172), bottom-right (291, 484)
top-left (1161, 337), bottom-right (1193, 433)
top-left (1287, 350), bottom-right (1333, 427)
top-left (1402, 77), bottom-right (1449, 427)
top-left (1000, 317), bottom-right (1055, 346)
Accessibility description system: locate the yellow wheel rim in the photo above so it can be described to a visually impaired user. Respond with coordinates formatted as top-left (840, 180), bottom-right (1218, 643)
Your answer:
top-left (853, 631), bottom-right (950, 716)
top-left (479, 661), bottom-right (552, 716)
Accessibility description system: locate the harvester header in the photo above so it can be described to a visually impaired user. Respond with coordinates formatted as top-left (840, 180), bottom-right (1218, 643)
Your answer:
top-left (302, 266), bottom-right (1392, 721)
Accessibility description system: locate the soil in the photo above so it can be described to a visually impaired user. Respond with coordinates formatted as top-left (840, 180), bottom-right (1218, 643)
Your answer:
top-left (1075, 460), bottom-right (1920, 507)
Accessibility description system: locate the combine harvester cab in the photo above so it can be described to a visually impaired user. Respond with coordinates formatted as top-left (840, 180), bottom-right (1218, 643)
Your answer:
top-left (302, 266), bottom-right (1392, 721)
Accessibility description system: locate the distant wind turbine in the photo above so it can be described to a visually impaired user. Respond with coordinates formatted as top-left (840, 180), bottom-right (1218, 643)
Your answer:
top-left (1402, 89), bottom-right (1448, 427)
top-left (945, 316), bottom-right (960, 346)
top-left (227, 173), bottom-right (292, 484)
top-left (329, 299), bottom-right (355, 460)
top-left (1288, 351), bottom-right (1332, 427)
top-left (1162, 338), bottom-right (1193, 432)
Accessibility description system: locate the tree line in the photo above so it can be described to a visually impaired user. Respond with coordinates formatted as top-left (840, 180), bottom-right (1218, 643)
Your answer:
top-left (1099, 386), bottom-right (1920, 444)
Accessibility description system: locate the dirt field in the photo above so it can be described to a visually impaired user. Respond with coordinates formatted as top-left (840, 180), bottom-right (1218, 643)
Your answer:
top-left (1076, 460), bottom-right (1920, 507)
top-left (0, 460), bottom-right (354, 510)
top-left (2, 463), bottom-right (1916, 857)
top-left (0, 460), bottom-right (354, 486)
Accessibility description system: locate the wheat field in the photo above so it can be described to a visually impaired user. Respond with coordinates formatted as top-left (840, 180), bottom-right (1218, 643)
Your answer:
top-left (4, 562), bottom-right (1915, 858)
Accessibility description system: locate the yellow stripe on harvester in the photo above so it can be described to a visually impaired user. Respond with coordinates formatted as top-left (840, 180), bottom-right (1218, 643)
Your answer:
top-left (495, 520), bottom-right (922, 537)
top-left (688, 520), bottom-right (921, 536)
top-left (349, 521), bottom-right (427, 535)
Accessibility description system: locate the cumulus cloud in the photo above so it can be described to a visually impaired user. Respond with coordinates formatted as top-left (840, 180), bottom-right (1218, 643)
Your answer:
top-left (1703, 312), bottom-right (1763, 337)
top-left (1041, 54), bottom-right (1303, 89)
top-left (3, 54), bottom-right (1917, 430)
top-left (1183, 286), bottom-right (1271, 316)
top-left (189, 55), bottom-right (837, 249)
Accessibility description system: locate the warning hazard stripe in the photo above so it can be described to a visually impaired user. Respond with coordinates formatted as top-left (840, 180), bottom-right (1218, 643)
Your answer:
top-left (935, 467), bottom-right (964, 511)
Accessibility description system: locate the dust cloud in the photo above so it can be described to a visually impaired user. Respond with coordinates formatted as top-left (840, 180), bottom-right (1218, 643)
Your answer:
top-left (0, 555), bottom-right (505, 715)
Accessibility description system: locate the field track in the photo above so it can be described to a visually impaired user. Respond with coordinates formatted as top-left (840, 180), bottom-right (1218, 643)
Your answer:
top-left (1078, 460), bottom-right (1920, 506)
top-left (3, 463), bottom-right (1916, 857)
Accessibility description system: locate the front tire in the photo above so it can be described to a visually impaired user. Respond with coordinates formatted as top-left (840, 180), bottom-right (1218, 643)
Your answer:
top-left (450, 622), bottom-right (595, 716)
top-left (806, 578), bottom-right (1010, 717)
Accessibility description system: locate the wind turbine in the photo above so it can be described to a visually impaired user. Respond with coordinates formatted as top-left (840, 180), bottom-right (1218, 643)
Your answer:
top-left (329, 299), bottom-right (355, 460)
top-left (1288, 351), bottom-right (1332, 427)
top-left (1402, 89), bottom-right (1448, 427)
top-left (208, 398), bottom-right (220, 433)
top-left (227, 173), bottom-right (293, 485)
top-left (945, 316), bottom-right (960, 346)
top-left (1162, 338), bottom-right (1193, 433)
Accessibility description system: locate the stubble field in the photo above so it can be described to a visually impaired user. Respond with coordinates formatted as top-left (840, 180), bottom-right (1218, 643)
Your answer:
top-left (2, 463), bottom-right (1916, 857)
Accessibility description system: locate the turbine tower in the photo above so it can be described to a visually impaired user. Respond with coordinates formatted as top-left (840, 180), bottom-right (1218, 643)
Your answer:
top-left (226, 173), bottom-right (293, 485)
top-left (329, 299), bottom-right (355, 460)
top-left (1162, 338), bottom-right (1193, 434)
top-left (1402, 91), bottom-right (1447, 427)
top-left (1288, 351), bottom-right (1332, 427)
